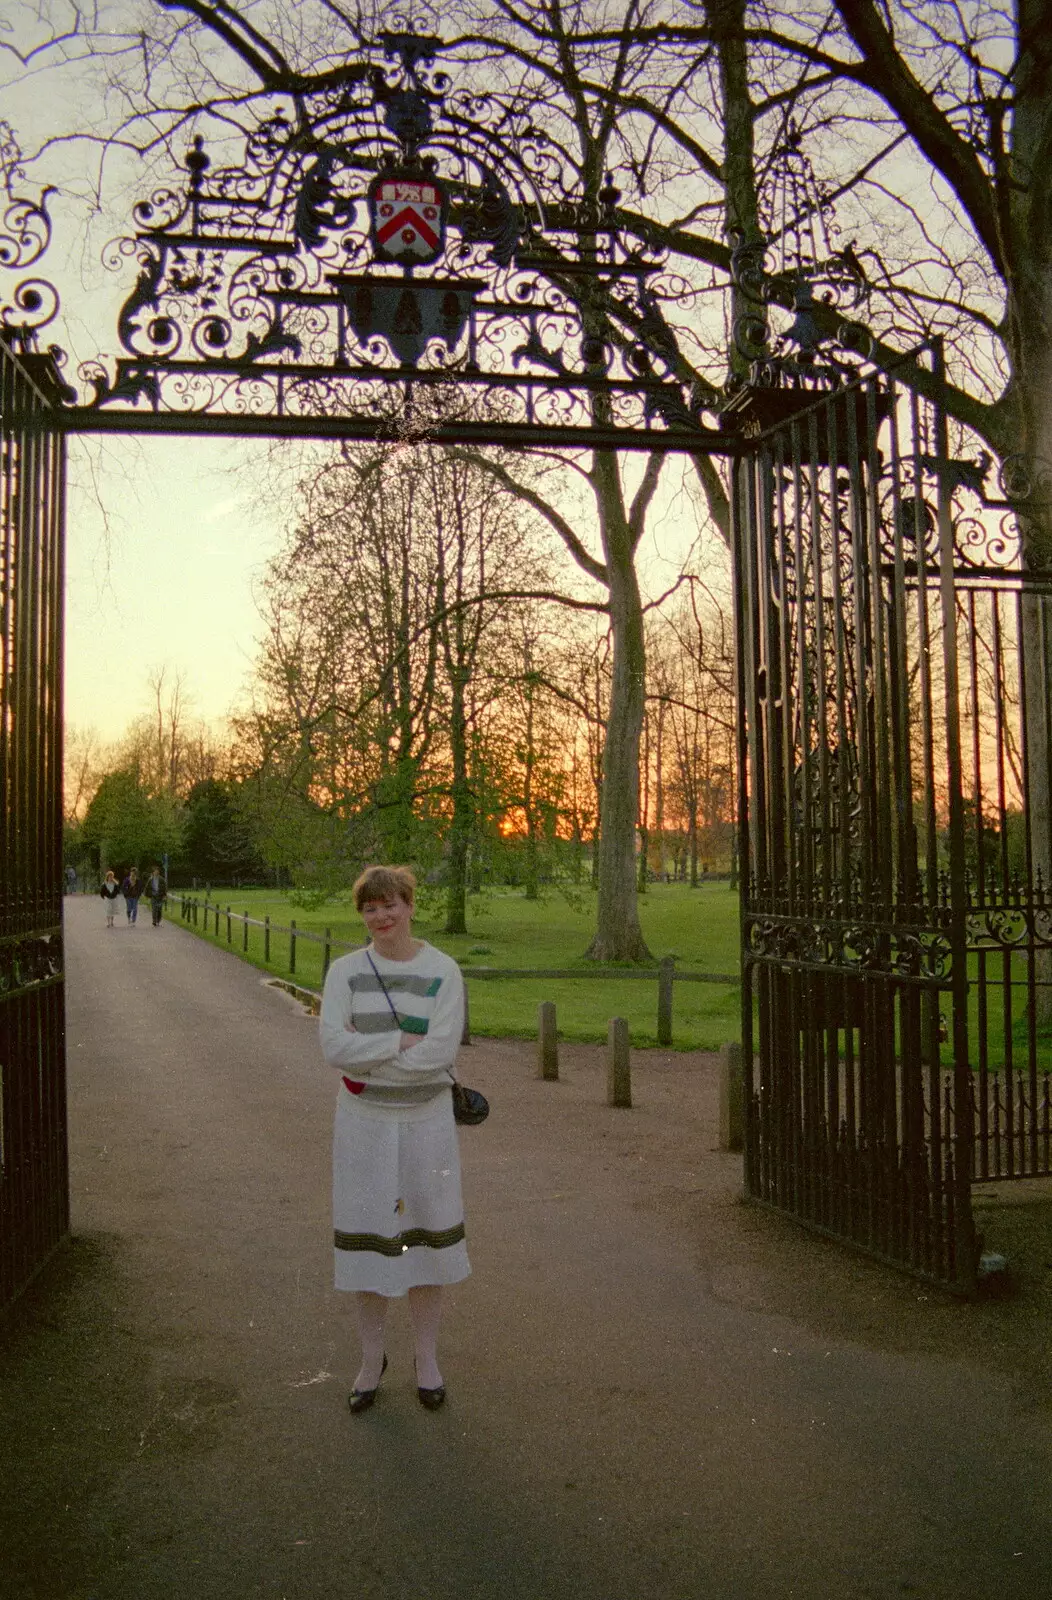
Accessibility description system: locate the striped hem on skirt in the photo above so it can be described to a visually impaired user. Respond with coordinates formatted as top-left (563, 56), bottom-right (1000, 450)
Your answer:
top-left (332, 1085), bottom-right (471, 1296)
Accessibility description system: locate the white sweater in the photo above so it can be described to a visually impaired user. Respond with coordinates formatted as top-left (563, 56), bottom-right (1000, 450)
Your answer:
top-left (319, 941), bottom-right (464, 1109)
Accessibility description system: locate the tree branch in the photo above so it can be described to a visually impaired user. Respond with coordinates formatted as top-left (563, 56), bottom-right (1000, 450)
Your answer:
top-left (446, 450), bottom-right (609, 586)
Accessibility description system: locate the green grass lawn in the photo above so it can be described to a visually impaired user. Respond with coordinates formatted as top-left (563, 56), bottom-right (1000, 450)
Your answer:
top-left (168, 881), bottom-right (743, 1050)
top-left (164, 881), bottom-right (1052, 1067)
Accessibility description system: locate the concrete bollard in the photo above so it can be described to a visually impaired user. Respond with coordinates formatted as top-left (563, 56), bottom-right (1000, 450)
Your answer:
top-left (538, 1000), bottom-right (559, 1080)
top-left (719, 1041), bottom-right (743, 1151)
top-left (607, 1017), bottom-right (631, 1108)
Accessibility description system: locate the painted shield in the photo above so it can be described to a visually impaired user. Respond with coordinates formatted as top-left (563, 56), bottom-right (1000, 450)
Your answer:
top-left (368, 173), bottom-right (447, 266)
top-left (331, 276), bottom-right (478, 369)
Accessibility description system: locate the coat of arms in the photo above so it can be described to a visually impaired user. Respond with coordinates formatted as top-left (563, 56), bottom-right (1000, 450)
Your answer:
top-left (368, 171), bottom-right (447, 265)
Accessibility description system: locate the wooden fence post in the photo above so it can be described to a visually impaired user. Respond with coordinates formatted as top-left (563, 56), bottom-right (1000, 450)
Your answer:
top-left (243, 912), bottom-right (249, 953)
top-left (461, 984), bottom-right (471, 1046)
top-left (322, 928), bottom-right (332, 980)
top-left (538, 1001), bottom-right (559, 1080)
top-left (657, 956), bottom-right (675, 1046)
top-left (607, 1017), bottom-right (631, 1108)
top-left (290, 919), bottom-right (297, 974)
top-left (718, 1042), bottom-right (743, 1152)
top-left (226, 905), bottom-right (232, 943)
top-left (264, 915), bottom-right (270, 963)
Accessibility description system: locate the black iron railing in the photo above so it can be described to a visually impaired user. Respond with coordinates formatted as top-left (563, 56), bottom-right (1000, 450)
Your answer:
top-left (0, 337), bottom-right (68, 1310)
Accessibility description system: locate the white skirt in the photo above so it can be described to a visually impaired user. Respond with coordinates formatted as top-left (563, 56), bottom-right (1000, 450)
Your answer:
top-left (332, 1086), bottom-right (471, 1296)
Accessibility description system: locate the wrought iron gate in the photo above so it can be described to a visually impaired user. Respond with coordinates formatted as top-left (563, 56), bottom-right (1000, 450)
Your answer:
top-left (0, 336), bottom-right (68, 1307)
top-left (958, 564), bottom-right (1052, 1183)
top-left (2, 26), bottom-right (1048, 1308)
top-left (731, 363), bottom-right (1052, 1291)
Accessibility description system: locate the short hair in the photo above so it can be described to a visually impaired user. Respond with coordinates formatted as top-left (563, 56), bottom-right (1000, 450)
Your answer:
top-left (352, 865), bottom-right (416, 912)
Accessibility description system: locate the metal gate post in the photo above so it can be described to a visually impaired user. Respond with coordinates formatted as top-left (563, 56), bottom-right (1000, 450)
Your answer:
top-left (932, 340), bottom-right (978, 1291)
top-left (0, 341), bottom-right (69, 1310)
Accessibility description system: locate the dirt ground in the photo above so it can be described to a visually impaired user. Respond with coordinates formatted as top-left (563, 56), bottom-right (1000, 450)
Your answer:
top-left (707, 1162), bottom-right (1052, 1413)
top-left (2, 897), bottom-right (1050, 1600)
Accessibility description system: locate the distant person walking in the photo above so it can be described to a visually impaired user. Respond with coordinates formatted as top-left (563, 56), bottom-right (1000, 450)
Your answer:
top-left (145, 864), bottom-right (167, 927)
top-left (100, 871), bottom-right (121, 929)
top-left (66, 864), bottom-right (77, 894)
top-left (319, 865), bottom-right (469, 1416)
top-left (121, 868), bottom-right (143, 926)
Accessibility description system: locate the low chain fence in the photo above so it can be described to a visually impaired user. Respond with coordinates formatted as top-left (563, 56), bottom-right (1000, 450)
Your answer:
top-left (166, 892), bottom-right (739, 1047)
top-left (165, 894), bottom-right (1052, 1178)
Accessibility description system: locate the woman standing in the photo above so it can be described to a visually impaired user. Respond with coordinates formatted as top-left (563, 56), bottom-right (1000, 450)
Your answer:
top-left (319, 865), bottom-right (469, 1414)
top-left (100, 870), bottom-right (121, 928)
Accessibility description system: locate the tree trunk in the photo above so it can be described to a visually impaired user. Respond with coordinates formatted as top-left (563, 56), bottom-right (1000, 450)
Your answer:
top-left (584, 453), bottom-right (652, 962)
top-left (653, 705), bottom-right (665, 879)
top-left (444, 673), bottom-right (471, 935)
top-left (637, 714), bottom-right (649, 894)
top-left (996, 0), bottom-right (1052, 1019)
top-left (375, 755), bottom-right (417, 865)
top-left (590, 752), bottom-right (603, 889)
top-left (522, 683), bottom-right (539, 900)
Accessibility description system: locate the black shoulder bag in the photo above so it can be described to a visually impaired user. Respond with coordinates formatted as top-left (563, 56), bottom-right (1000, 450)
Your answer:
top-left (365, 951), bottom-right (489, 1126)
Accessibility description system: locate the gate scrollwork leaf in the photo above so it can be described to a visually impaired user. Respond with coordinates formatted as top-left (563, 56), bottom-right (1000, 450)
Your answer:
top-left (0, 122), bottom-right (60, 346)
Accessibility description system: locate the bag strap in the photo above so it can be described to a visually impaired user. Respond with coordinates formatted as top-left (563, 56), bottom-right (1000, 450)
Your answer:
top-left (365, 950), bottom-right (401, 1027)
top-left (365, 951), bottom-right (446, 1073)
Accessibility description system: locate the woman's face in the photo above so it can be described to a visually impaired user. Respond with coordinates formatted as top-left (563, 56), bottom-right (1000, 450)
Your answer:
top-left (360, 894), bottom-right (413, 952)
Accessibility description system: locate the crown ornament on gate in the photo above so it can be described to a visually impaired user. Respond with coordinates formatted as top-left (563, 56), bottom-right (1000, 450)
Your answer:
top-left (720, 123), bottom-right (878, 441)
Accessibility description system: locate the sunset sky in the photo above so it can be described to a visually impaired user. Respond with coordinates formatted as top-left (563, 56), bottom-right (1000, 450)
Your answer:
top-left (3, 8), bottom-right (708, 753)
top-left (64, 434), bottom-right (283, 739)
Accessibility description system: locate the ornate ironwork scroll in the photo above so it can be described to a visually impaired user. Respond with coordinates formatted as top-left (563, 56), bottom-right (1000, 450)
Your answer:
top-left (731, 362), bottom-right (989, 1290)
top-left (719, 124), bottom-right (875, 444)
top-left (4, 34), bottom-right (728, 452)
top-left (0, 122), bottom-right (61, 351)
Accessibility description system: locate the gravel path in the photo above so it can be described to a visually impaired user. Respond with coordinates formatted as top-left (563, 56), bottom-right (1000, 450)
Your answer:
top-left (2, 895), bottom-right (1050, 1600)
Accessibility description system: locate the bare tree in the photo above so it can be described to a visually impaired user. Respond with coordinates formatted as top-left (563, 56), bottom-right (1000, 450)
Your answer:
top-left (63, 723), bottom-right (102, 824)
top-left (238, 441), bottom-right (601, 896)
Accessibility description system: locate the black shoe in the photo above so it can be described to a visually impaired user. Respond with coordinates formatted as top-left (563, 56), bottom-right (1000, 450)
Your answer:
top-left (348, 1353), bottom-right (387, 1414)
top-left (415, 1361), bottom-right (446, 1410)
